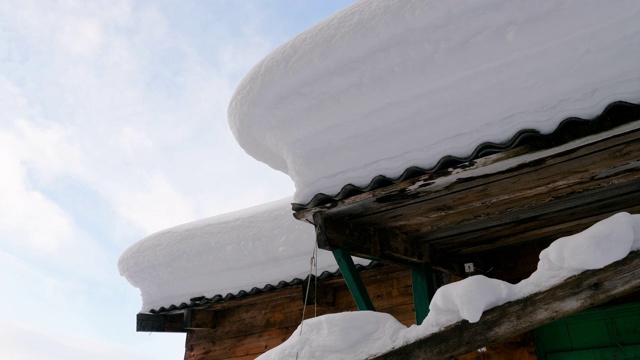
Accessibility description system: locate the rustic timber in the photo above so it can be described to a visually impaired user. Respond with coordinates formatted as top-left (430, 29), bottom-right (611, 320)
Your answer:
top-left (181, 264), bottom-right (419, 360)
top-left (301, 275), bottom-right (335, 307)
top-left (177, 243), bottom-right (570, 359)
top-left (314, 212), bottom-right (428, 265)
top-left (137, 312), bottom-right (186, 333)
top-left (304, 122), bottom-right (640, 267)
top-left (332, 247), bottom-right (375, 311)
top-left (370, 251), bottom-right (640, 360)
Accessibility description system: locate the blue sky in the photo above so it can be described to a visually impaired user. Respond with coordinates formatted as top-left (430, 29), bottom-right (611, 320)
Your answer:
top-left (0, 1), bottom-right (353, 358)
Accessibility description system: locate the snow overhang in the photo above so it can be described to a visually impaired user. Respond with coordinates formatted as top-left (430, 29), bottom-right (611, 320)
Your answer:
top-left (228, 0), bottom-right (640, 203)
top-left (118, 197), bottom-right (369, 312)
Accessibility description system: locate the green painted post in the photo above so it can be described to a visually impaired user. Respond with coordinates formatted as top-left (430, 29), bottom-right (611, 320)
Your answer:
top-left (411, 263), bottom-right (435, 325)
top-left (332, 247), bottom-right (375, 311)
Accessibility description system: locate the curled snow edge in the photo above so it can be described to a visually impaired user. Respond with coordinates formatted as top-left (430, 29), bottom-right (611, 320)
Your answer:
top-left (258, 212), bottom-right (640, 360)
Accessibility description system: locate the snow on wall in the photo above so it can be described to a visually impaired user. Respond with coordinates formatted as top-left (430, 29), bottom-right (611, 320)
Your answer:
top-left (228, 0), bottom-right (640, 203)
top-left (258, 212), bottom-right (640, 360)
top-left (118, 198), bottom-right (368, 312)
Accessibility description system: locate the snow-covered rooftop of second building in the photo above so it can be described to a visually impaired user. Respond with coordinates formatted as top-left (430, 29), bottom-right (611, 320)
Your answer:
top-left (228, 0), bottom-right (640, 203)
top-left (118, 198), bottom-right (369, 312)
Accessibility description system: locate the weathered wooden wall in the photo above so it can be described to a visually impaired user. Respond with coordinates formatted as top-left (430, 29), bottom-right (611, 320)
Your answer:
top-left (183, 265), bottom-right (414, 359)
top-left (183, 243), bottom-right (546, 360)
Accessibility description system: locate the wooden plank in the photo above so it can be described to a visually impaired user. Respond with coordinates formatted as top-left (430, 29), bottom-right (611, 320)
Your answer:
top-left (182, 264), bottom-right (421, 359)
top-left (314, 211), bottom-right (429, 265)
top-left (183, 264), bottom-right (416, 338)
top-left (370, 251), bottom-right (640, 360)
top-left (371, 129), bottom-right (640, 247)
top-left (186, 292), bottom-right (310, 338)
top-left (184, 326), bottom-right (298, 360)
top-left (457, 332), bottom-right (537, 360)
top-left (137, 313), bottom-right (186, 333)
top-left (406, 165), bottom-right (640, 253)
top-left (332, 247), bottom-right (376, 311)
top-left (301, 276), bottom-right (336, 307)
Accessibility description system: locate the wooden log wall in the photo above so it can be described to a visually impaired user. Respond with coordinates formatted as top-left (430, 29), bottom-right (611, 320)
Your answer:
top-left (182, 243), bottom-right (548, 360)
top-left (183, 265), bottom-right (413, 360)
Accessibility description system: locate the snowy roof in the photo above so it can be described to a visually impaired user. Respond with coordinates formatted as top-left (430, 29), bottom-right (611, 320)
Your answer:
top-left (292, 101), bottom-right (640, 211)
top-left (228, 0), bottom-right (640, 203)
top-left (118, 198), bottom-right (368, 312)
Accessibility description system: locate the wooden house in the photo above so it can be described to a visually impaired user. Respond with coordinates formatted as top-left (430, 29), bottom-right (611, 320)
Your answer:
top-left (136, 102), bottom-right (640, 359)
top-left (292, 102), bottom-right (640, 359)
top-left (126, 1), bottom-right (640, 358)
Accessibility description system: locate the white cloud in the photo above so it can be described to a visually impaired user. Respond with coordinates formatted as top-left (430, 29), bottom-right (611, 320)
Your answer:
top-left (0, 1), bottom-right (314, 359)
top-left (0, 319), bottom-right (183, 360)
top-left (119, 125), bottom-right (153, 155)
top-left (0, 127), bottom-right (75, 253)
top-left (113, 173), bottom-right (196, 235)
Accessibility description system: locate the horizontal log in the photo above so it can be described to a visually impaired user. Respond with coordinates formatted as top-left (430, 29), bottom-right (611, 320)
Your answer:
top-left (183, 265), bottom-right (415, 337)
top-left (314, 212), bottom-right (470, 276)
top-left (137, 313), bottom-right (186, 333)
top-left (185, 326), bottom-right (299, 360)
top-left (181, 265), bottom-right (420, 360)
top-left (370, 251), bottom-right (640, 360)
top-left (369, 126), bottom-right (640, 250)
top-left (314, 212), bottom-right (427, 265)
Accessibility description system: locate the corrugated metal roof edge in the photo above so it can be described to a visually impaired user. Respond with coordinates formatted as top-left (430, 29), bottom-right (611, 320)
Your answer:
top-left (148, 261), bottom-right (381, 314)
top-left (292, 101), bottom-right (640, 212)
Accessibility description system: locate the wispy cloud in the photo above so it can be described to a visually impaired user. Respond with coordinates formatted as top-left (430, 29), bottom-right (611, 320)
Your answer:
top-left (0, 0), bottom-right (352, 358)
top-left (1, 0), bottom-right (294, 239)
top-left (0, 319), bottom-right (182, 360)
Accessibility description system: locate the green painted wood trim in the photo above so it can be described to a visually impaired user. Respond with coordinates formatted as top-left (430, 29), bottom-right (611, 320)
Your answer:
top-left (411, 263), bottom-right (435, 325)
top-left (534, 301), bottom-right (640, 359)
top-left (332, 247), bottom-right (375, 311)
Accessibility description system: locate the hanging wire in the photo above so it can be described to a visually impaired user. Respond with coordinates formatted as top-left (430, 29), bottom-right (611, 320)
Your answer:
top-left (296, 241), bottom-right (319, 360)
top-left (313, 241), bottom-right (318, 317)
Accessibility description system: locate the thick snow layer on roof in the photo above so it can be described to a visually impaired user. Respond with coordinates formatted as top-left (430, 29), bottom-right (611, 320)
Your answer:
top-left (259, 212), bottom-right (640, 359)
top-left (229, 0), bottom-right (640, 203)
top-left (118, 198), bottom-right (368, 312)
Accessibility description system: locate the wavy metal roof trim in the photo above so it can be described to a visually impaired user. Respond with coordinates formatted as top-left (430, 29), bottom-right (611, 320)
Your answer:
top-left (148, 262), bottom-right (380, 314)
top-left (292, 101), bottom-right (640, 212)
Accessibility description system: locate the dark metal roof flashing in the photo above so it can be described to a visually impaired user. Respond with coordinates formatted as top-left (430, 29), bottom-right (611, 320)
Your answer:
top-left (148, 262), bottom-right (379, 314)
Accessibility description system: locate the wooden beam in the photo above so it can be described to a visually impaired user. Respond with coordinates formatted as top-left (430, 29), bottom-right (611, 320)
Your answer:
top-left (314, 211), bottom-right (466, 275)
top-left (410, 263), bottom-right (435, 325)
top-left (333, 247), bottom-right (375, 311)
top-left (370, 251), bottom-right (640, 360)
top-left (137, 313), bottom-right (186, 333)
top-left (314, 212), bottom-right (429, 265)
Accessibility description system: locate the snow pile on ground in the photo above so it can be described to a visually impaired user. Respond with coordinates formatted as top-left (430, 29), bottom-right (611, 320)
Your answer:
top-left (259, 213), bottom-right (640, 360)
top-left (258, 312), bottom-right (406, 360)
top-left (118, 198), bottom-right (368, 312)
top-left (228, 0), bottom-right (640, 203)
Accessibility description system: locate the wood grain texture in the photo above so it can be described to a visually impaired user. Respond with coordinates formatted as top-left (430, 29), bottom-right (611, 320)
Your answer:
top-left (182, 265), bottom-right (418, 360)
